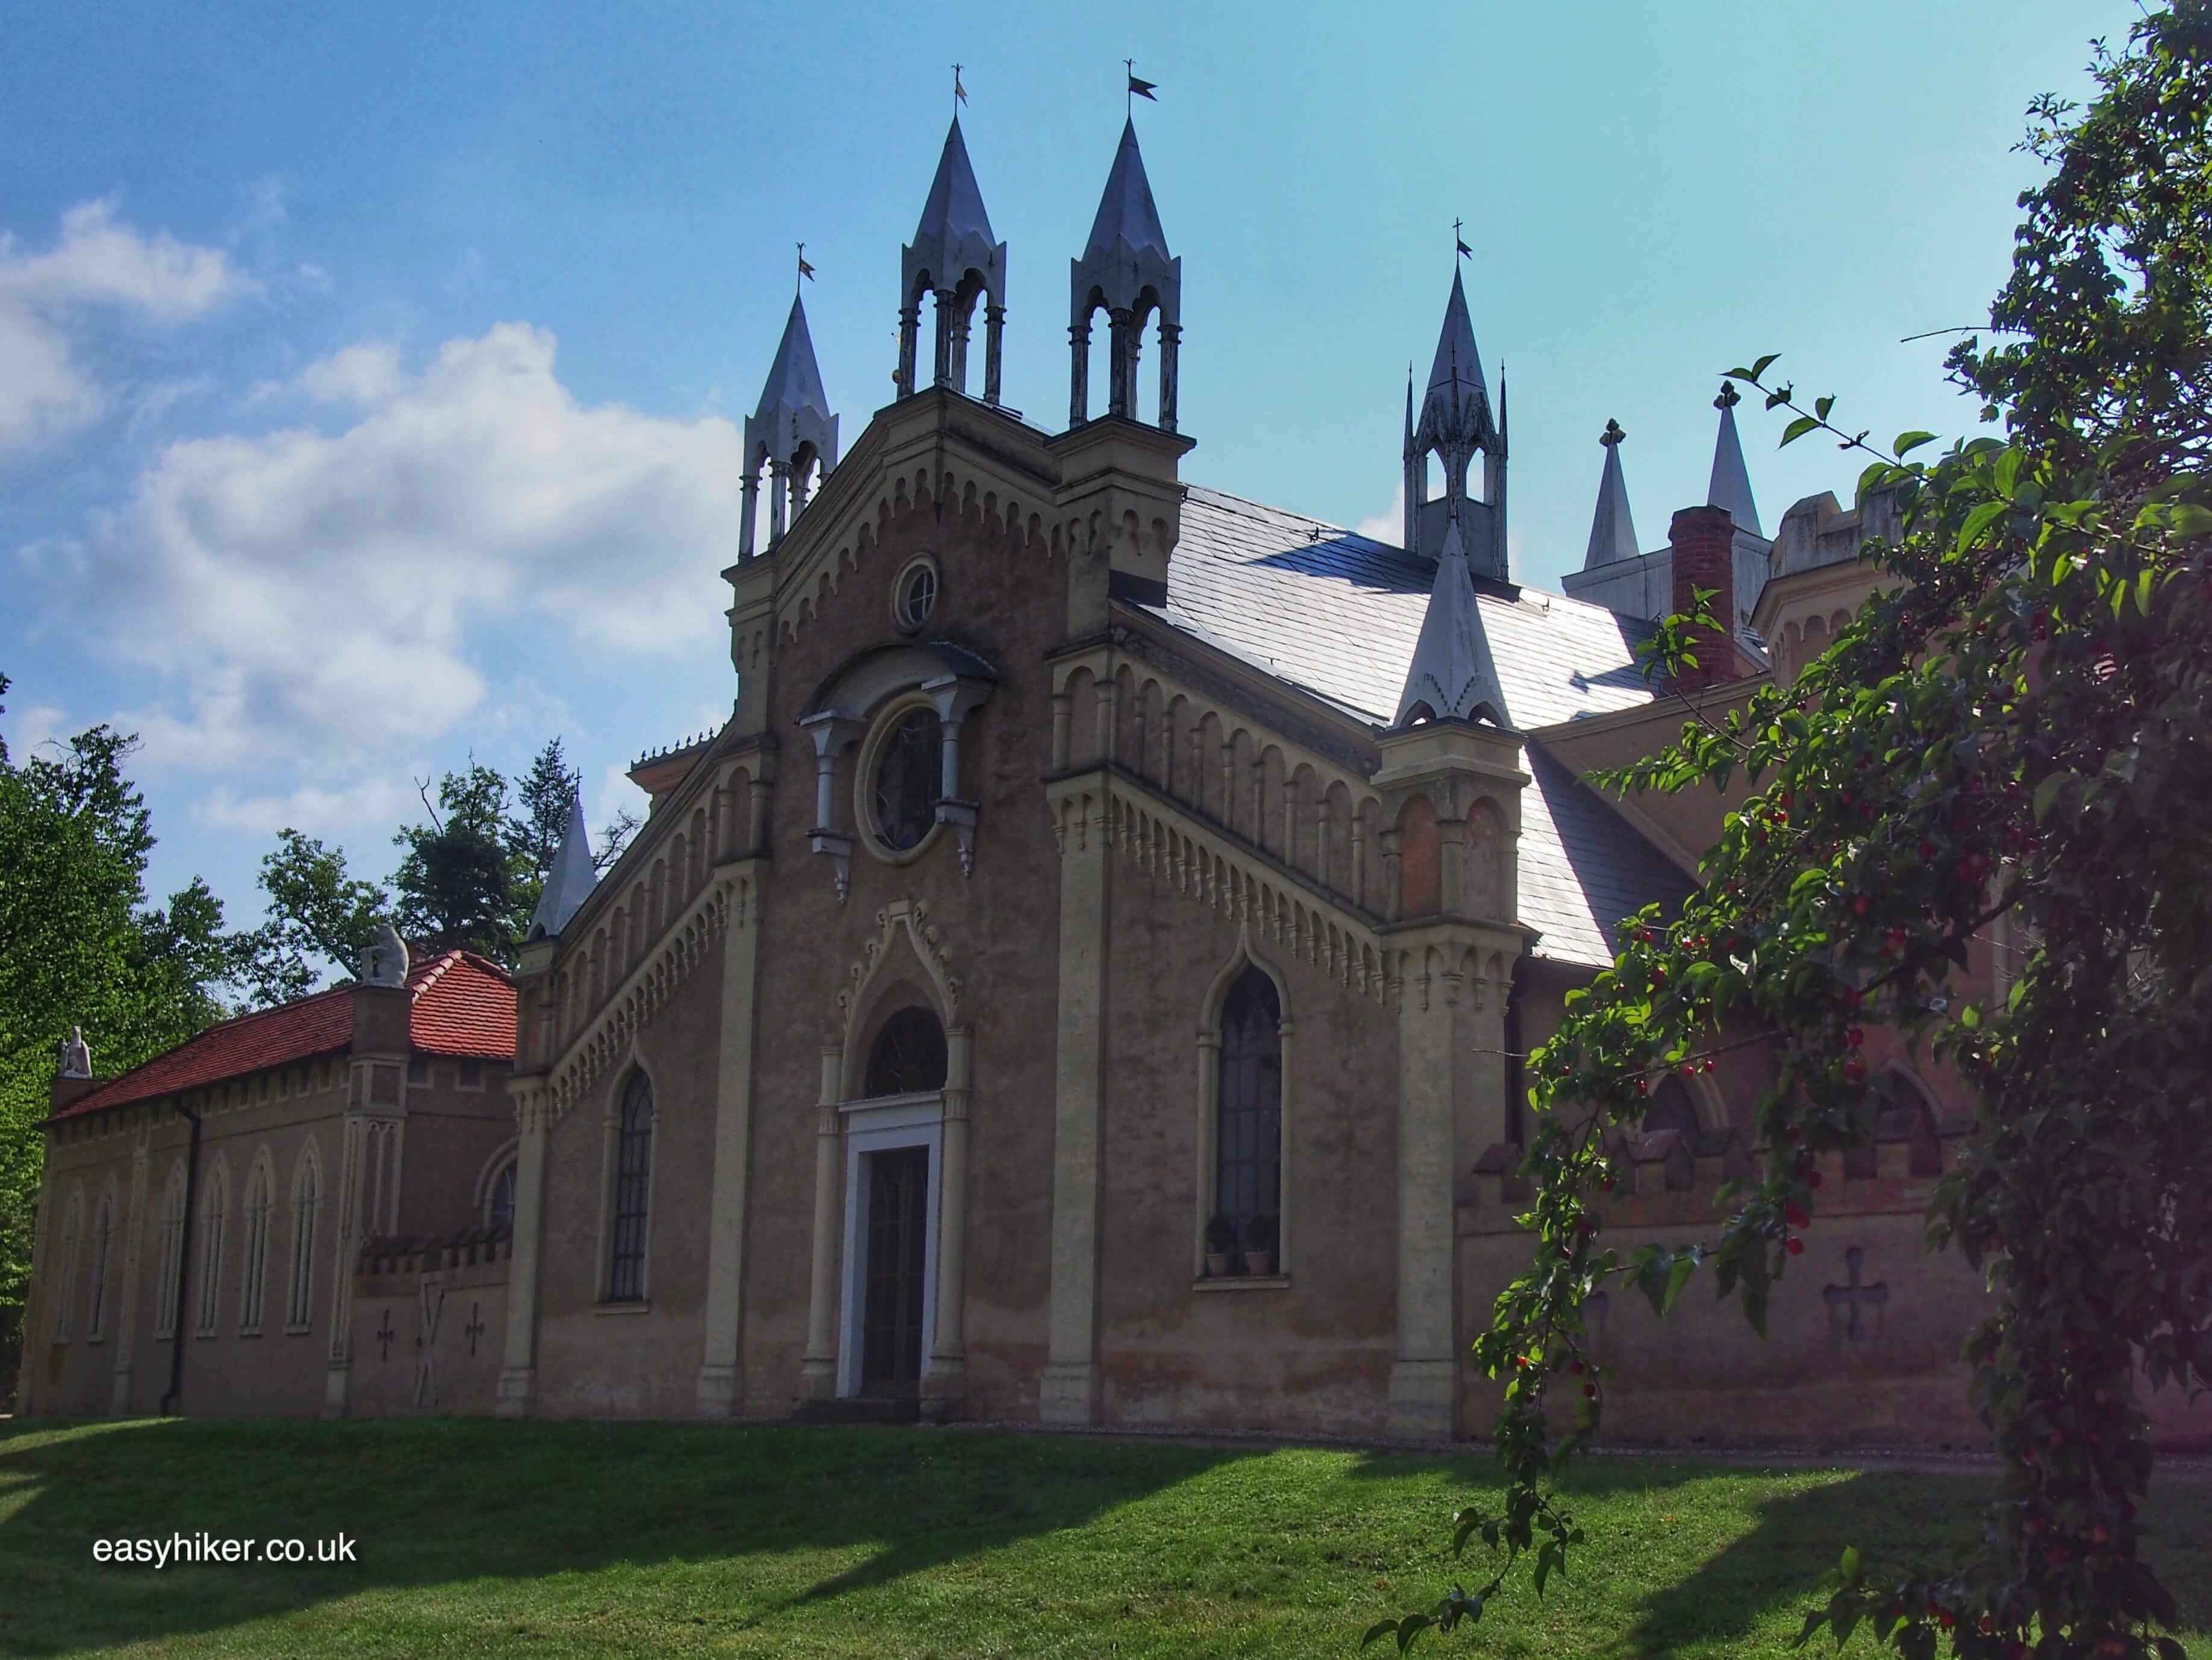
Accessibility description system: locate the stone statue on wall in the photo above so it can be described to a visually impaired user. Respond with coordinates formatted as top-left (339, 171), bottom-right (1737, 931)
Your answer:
top-left (361, 922), bottom-right (410, 989)
top-left (56, 1026), bottom-right (92, 1080)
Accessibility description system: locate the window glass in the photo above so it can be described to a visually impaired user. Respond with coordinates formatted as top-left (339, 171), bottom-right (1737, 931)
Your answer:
top-left (871, 710), bottom-right (943, 851)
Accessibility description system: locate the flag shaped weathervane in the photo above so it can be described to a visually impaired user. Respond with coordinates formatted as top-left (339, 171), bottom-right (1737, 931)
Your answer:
top-left (953, 63), bottom-right (967, 113)
top-left (796, 242), bottom-right (815, 293)
top-left (1454, 218), bottom-right (1472, 260)
top-left (1125, 59), bottom-right (1157, 114)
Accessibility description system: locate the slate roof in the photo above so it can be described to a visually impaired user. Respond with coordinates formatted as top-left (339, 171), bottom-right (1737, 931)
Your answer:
top-left (1133, 485), bottom-right (1690, 966)
top-left (54, 950), bottom-right (515, 1120)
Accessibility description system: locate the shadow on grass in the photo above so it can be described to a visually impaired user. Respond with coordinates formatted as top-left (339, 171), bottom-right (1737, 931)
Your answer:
top-left (0, 1416), bottom-right (1254, 1656)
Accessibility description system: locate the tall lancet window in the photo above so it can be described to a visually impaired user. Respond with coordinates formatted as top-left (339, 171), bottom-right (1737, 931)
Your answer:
top-left (196, 1164), bottom-right (228, 1336)
top-left (155, 1162), bottom-right (186, 1338)
top-left (239, 1160), bottom-right (273, 1332)
top-left (86, 1192), bottom-right (113, 1339)
top-left (1214, 968), bottom-right (1283, 1247)
top-left (287, 1151), bottom-right (320, 1330)
top-left (607, 1073), bottom-right (655, 1303)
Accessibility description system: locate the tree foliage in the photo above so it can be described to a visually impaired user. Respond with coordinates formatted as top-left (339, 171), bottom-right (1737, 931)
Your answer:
top-left (1381, 11), bottom-right (2212, 1659)
top-left (0, 675), bottom-right (242, 1319)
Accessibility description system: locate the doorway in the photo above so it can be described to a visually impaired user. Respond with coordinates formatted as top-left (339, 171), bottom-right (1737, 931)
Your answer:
top-left (859, 1146), bottom-right (928, 1393)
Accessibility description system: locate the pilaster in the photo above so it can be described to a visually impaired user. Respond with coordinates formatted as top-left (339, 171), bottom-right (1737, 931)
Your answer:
top-left (111, 1130), bottom-right (151, 1415)
top-left (1040, 774), bottom-right (1111, 1426)
top-left (922, 1024), bottom-right (974, 1420)
top-left (696, 860), bottom-right (765, 1417)
top-left (496, 1088), bottom-right (550, 1417)
top-left (799, 1046), bottom-right (844, 1400)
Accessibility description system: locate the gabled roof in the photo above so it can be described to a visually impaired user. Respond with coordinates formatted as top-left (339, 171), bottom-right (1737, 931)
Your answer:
top-left (1084, 117), bottom-right (1171, 261)
top-left (53, 950), bottom-right (516, 1121)
top-left (1131, 486), bottom-right (1686, 966)
top-left (1396, 515), bottom-right (1508, 725)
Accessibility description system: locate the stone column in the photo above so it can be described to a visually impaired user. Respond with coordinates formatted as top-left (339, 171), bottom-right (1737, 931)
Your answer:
top-left (896, 302), bottom-right (920, 400)
top-left (1107, 307), bottom-right (1134, 418)
top-left (1042, 781), bottom-right (1110, 1425)
top-left (1158, 322), bottom-right (1181, 434)
top-left (739, 467), bottom-right (760, 560)
top-left (768, 459), bottom-right (789, 545)
top-left (695, 871), bottom-right (763, 1417)
top-left (798, 1046), bottom-right (843, 1399)
top-left (1388, 937), bottom-right (1458, 1440)
top-left (948, 302), bottom-right (972, 394)
top-left (1069, 322), bottom-right (1090, 429)
top-left (932, 287), bottom-right (956, 388)
top-left (111, 1132), bottom-right (151, 1415)
top-left (982, 304), bottom-right (1005, 407)
top-left (496, 1093), bottom-right (550, 1417)
top-left (924, 1026), bottom-right (973, 1419)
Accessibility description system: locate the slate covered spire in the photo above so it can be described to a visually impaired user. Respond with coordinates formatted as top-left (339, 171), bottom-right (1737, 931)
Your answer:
top-left (1069, 117), bottom-right (1183, 432)
top-left (898, 116), bottom-right (1008, 404)
top-left (1395, 515), bottom-right (1509, 728)
top-left (1404, 265), bottom-right (1507, 580)
top-left (525, 791), bottom-right (598, 943)
top-left (1706, 380), bottom-right (1762, 538)
top-left (1583, 419), bottom-right (1642, 570)
top-left (740, 293), bottom-right (840, 557)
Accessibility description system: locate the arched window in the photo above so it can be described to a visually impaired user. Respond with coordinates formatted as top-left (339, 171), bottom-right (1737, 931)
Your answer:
top-left (1848, 1071), bottom-right (1943, 1179)
top-left (1214, 968), bottom-right (1283, 1250)
top-left (239, 1159), bottom-right (273, 1332)
top-left (87, 1192), bottom-right (113, 1339)
top-left (287, 1152), bottom-right (320, 1330)
top-left (487, 1161), bottom-right (517, 1232)
top-left (156, 1162), bottom-right (186, 1338)
top-left (1641, 1077), bottom-right (1701, 1142)
top-left (196, 1163), bottom-right (228, 1336)
top-left (863, 1006), bottom-right (948, 1097)
top-left (53, 1190), bottom-right (83, 1341)
top-left (871, 709), bottom-right (943, 851)
top-left (607, 1073), bottom-right (655, 1303)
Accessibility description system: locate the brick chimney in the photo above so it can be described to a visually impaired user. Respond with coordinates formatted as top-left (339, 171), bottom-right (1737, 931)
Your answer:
top-left (1669, 504), bottom-right (1739, 694)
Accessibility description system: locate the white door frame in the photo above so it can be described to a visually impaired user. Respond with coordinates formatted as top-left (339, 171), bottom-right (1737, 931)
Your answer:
top-left (836, 1093), bottom-right (942, 1400)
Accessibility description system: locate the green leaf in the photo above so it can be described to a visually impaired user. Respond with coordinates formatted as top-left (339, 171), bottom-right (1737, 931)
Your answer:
top-left (1815, 395), bottom-right (1836, 421)
top-left (1396, 1612), bottom-right (1432, 1653)
top-left (1751, 353), bottom-right (1781, 380)
top-left (2169, 503), bottom-right (2212, 538)
top-left (1957, 500), bottom-right (2008, 548)
top-left (1664, 1251), bottom-right (1698, 1312)
top-left (1839, 1546), bottom-right (1861, 1585)
top-left (1781, 415), bottom-right (1820, 447)
top-left (1893, 430), bottom-right (1938, 455)
top-left (2032, 771), bottom-right (2072, 824)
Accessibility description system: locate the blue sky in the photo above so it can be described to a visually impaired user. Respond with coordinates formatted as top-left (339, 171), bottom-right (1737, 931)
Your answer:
top-left (2, 0), bottom-right (2113, 955)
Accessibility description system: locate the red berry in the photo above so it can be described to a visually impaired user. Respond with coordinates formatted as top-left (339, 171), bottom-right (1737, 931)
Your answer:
top-left (1806, 1170), bottom-right (1823, 1189)
top-left (1582, 1383), bottom-right (1596, 1398)
top-left (1852, 895), bottom-right (1871, 917)
top-left (1845, 1026), bottom-right (1864, 1047)
top-left (1784, 1201), bottom-right (1810, 1227)
top-left (1786, 1236), bottom-right (1804, 1256)
top-left (1843, 1058), bottom-right (1866, 1085)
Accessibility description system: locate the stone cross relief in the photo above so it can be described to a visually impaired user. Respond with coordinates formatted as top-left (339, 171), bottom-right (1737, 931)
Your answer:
top-left (1823, 1247), bottom-right (1889, 1343)
top-left (374, 1308), bottom-right (395, 1363)
top-left (463, 1301), bottom-right (487, 1358)
top-left (413, 1281), bottom-right (446, 1409)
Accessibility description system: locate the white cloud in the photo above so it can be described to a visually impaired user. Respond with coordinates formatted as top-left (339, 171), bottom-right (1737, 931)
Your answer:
top-left (0, 200), bottom-right (254, 453)
top-left (1354, 481), bottom-right (1404, 545)
top-left (193, 773), bottom-right (423, 839)
top-left (68, 322), bottom-right (745, 776)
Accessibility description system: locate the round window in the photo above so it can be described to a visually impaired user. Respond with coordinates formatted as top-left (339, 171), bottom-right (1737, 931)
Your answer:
top-left (894, 561), bottom-right (937, 631)
top-left (871, 708), bottom-right (943, 851)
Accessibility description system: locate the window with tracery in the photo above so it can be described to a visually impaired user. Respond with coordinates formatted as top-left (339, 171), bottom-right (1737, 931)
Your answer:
top-left (870, 709), bottom-right (943, 851)
top-left (864, 1006), bottom-right (948, 1097)
top-left (1214, 968), bottom-right (1283, 1249)
top-left (607, 1073), bottom-right (655, 1302)
top-left (87, 1194), bottom-right (113, 1339)
top-left (288, 1156), bottom-right (319, 1329)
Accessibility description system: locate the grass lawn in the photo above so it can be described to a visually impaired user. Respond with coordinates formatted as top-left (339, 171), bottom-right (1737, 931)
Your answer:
top-left (0, 1419), bottom-right (2206, 1659)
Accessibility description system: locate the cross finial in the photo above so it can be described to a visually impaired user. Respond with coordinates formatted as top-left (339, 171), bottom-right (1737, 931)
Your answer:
top-left (1125, 57), bottom-right (1135, 116)
top-left (1601, 418), bottom-right (1626, 448)
top-left (952, 63), bottom-right (966, 116)
top-left (1453, 218), bottom-right (1472, 260)
top-left (1715, 378), bottom-right (1742, 411)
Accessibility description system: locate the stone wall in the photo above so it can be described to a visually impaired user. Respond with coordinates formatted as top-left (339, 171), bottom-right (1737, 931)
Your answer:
top-left (348, 1233), bottom-right (511, 1418)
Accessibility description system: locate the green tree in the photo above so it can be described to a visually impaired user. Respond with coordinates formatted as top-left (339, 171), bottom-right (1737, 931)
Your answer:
top-left (1381, 11), bottom-right (2211, 1658)
top-left (0, 675), bottom-right (243, 1320)
top-left (234, 830), bottom-right (389, 1006)
top-left (391, 762), bottom-right (530, 963)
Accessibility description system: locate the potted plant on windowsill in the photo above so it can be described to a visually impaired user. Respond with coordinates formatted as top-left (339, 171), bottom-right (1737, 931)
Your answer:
top-left (1204, 1215), bottom-right (1237, 1279)
top-left (1243, 1214), bottom-right (1278, 1278)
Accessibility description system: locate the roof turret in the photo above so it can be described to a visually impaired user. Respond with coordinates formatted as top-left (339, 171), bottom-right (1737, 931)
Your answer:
top-left (1395, 515), bottom-right (1509, 727)
top-left (1706, 380), bottom-right (1762, 537)
top-left (1583, 419), bottom-right (1642, 569)
top-left (740, 292), bottom-right (840, 556)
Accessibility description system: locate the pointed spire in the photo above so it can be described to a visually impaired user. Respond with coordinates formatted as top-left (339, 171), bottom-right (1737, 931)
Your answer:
top-left (752, 293), bottom-right (833, 426)
top-left (1405, 266), bottom-right (1506, 577)
top-left (526, 792), bottom-right (598, 942)
top-left (1583, 419), bottom-right (1642, 569)
top-left (1396, 516), bottom-right (1509, 727)
top-left (913, 116), bottom-right (998, 257)
top-left (1706, 380), bottom-right (1762, 538)
top-left (1424, 266), bottom-right (1490, 412)
top-left (1084, 118), bottom-right (1172, 262)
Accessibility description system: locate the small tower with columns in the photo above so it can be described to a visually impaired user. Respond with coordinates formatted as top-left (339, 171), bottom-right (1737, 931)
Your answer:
top-left (1069, 118), bottom-right (1182, 432)
top-left (1404, 264), bottom-right (1507, 580)
top-left (898, 114), bottom-right (1008, 405)
top-left (739, 292), bottom-right (839, 560)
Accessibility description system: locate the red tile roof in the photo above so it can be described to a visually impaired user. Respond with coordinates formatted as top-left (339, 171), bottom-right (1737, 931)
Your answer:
top-left (54, 950), bottom-right (515, 1121)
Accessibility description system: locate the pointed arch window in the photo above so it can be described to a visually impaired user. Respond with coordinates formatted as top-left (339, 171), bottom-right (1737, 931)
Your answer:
top-left (607, 1073), bottom-right (655, 1303)
top-left (52, 1191), bottom-right (83, 1342)
top-left (864, 1006), bottom-right (948, 1097)
top-left (287, 1153), bottom-right (320, 1331)
top-left (196, 1166), bottom-right (228, 1337)
top-left (1641, 1077), bottom-right (1701, 1141)
top-left (240, 1160), bottom-right (273, 1333)
top-left (86, 1192), bottom-right (114, 1340)
top-left (155, 1163), bottom-right (186, 1339)
top-left (487, 1161), bottom-right (517, 1232)
top-left (1214, 968), bottom-right (1283, 1259)
top-left (1846, 1072), bottom-right (1943, 1180)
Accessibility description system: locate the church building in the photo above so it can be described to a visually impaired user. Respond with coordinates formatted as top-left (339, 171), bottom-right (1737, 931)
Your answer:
top-left (23, 113), bottom-right (2208, 1449)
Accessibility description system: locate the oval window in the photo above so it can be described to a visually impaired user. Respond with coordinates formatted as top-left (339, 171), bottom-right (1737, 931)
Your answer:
top-left (872, 709), bottom-right (943, 851)
top-left (896, 564), bottom-right (938, 631)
